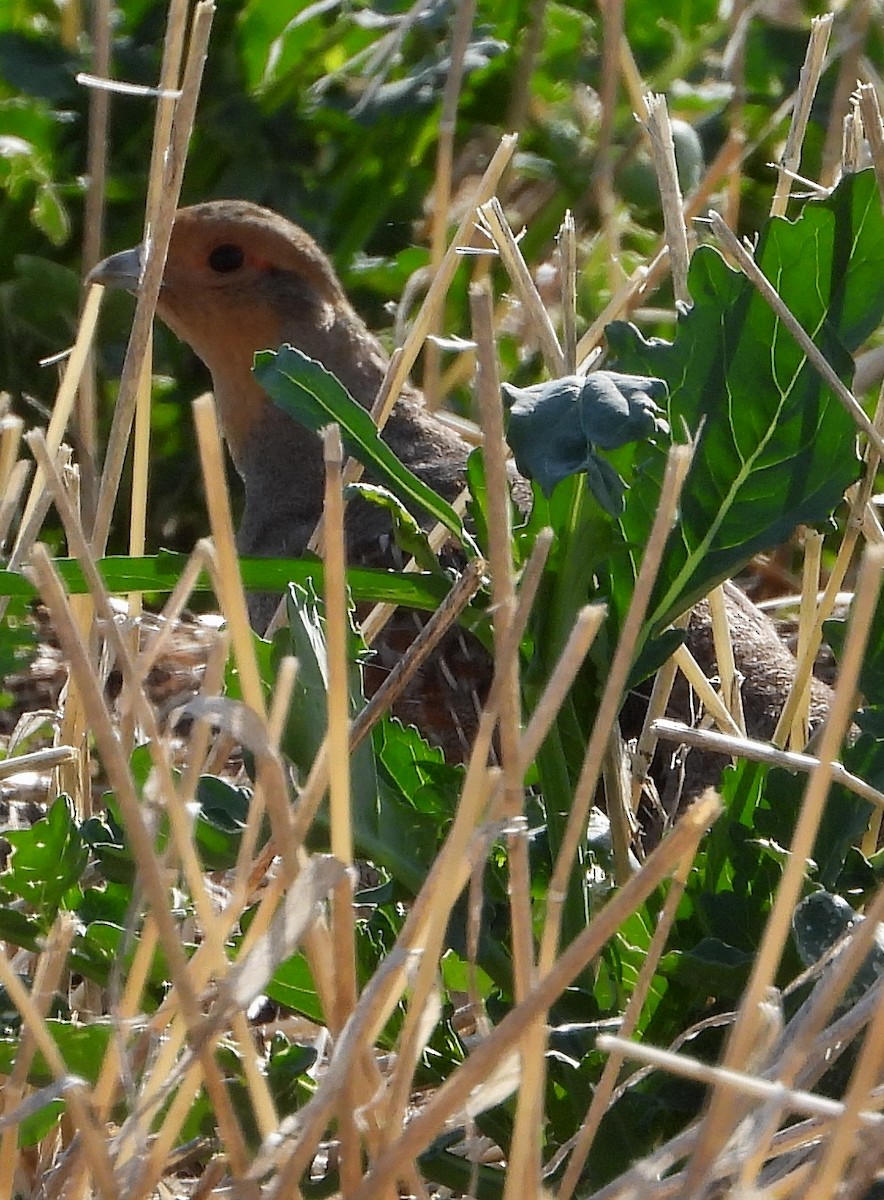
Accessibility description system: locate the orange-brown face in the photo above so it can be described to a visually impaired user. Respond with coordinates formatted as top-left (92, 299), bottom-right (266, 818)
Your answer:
top-left (91, 200), bottom-right (347, 465)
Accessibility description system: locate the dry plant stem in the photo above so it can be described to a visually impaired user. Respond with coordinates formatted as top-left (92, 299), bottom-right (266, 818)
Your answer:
top-left (541, 443), bottom-right (693, 970)
top-left (321, 426), bottom-right (362, 1196)
top-left (518, 605), bottom-right (606, 775)
top-left (315, 549), bottom-right (552, 1175)
top-left (556, 847), bottom-right (696, 1200)
top-left (129, 1071), bottom-right (205, 1200)
top-left (642, 93), bottom-right (691, 307)
top-left (652, 719), bottom-right (884, 811)
top-left (708, 585), bottom-right (746, 735)
top-left (17, 285), bottom-right (102, 540)
top-left (560, 211), bottom-right (578, 372)
top-left (0, 445), bottom-right (70, 629)
top-left (820, 1), bottom-right (870, 187)
top-left (348, 794), bottom-right (721, 1200)
top-left (126, 543), bottom-right (211, 694)
top-left (348, 557), bottom-right (485, 753)
top-left (575, 130), bottom-right (743, 369)
top-left (857, 83), bottom-right (884, 205)
top-left (82, 0), bottom-right (109, 275)
top-left (629, 612), bottom-right (689, 813)
top-left (737, 889), bottom-right (884, 1192)
top-left (128, 342), bottom-right (153, 615)
top-left (78, 0), bottom-right (111, 513)
top-left (92, 920), bottom-right (159, 1122)
top-left (322, 426), bottom-right (353, 868)
top-left (811, 947), bottom-right (884, 1189)
top-left (192, 395), bottom-right (266, 718)
top-left (469, 285), bottom-right (530, 898)
top-left (21, 460), bottom-right (272, 1175)
top-left (472, 280), bottom-right (539, 1192)
top-left (478, 197), bottom-right (567, 375)
top-left (92, 0), bottom-right (212, 554)
top-left (597, 1034), bottom-right (882, 1131)
top-left (28, 546), bottom-right (252, 1178)
top-left (0, 745), bottom-right (77, 779)
top-left (375, 773), bottom-right (504, 1151)
top-left (0, 915), bottom-right (77, 1200)
top-left (0, 413), bottom-right (23, 497)
top-left (0, 459), bottom-right (31, 550)
top-left (603, 725), bottom-right (638, 881)
top-left (617, 31), bottom-right (649, 121)
top-left (422, 0), bottom-right (476, 410)
top-left (266, 656), bottom-right (298, 747)
top-left (470, 281), bottom-right (537, 1011)
top-left (709, 211), bottom-right (884, 461)
top-left (844, 95), bottom-right (865, 176)
top-left (575, 254), bottom-right (666, 370)
top-left (770, 14), bottom-right (833, 217)
top-left (375, 134), bottom-right (517, 431)
top-left (0, 933), bottom-right (118, 1200)
top-left (790, 529), bottom-right (823, 750)
top-left (722, 0), bottom-right (748, 229)
top-left (26, 431), bottom-right (227, 936)
top-left (682, 544), bottom-right (884, 1196)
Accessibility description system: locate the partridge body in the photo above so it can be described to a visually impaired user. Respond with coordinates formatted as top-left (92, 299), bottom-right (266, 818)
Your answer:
top-left (91, 201), bottom-right (493, 758)
top-left (90, 200), bottom-right (832, 777)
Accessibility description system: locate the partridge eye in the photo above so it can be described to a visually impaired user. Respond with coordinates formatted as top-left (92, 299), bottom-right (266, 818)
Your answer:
top-left (208, 243), bottom-right (245, 273)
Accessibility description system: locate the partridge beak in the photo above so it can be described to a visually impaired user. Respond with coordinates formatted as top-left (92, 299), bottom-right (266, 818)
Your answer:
top-left (87, 245), bottom-right (144, 291)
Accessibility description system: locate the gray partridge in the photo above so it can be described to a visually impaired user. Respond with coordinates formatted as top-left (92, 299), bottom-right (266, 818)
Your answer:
top-left (90, 200), bottom-right (832, 777)
top-left (90, 201), bottom-right (494, 759)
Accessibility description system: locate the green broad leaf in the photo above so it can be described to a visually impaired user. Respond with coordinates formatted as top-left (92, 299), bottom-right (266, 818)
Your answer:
top-left (608, 169), bottom-right (884, 634)
top-left (0, 908), bottom-right (43, 954)
top-left (193, 775), bottom-right (269, 872)
top-left (253, 344), bottom-right (473, 551)
top-left (0, 1020), bottom-right (113, 1087)
top-left (3, 796), bottom-right (87, 917)
top-left (793, 891), bottom-right (884, 1008)
top-left (0, 553), bottom-right (466, 619)
top-left (267, 1036), bottom-right (318, 1116)
top-left (343, 481), bottom-right (440, 573)
top-left (662, 938), bottom-right (753, 1002)
top-left (503, 372), bottom-right (669, 511)
top-left (264, 952), bottom-right (324, 1024)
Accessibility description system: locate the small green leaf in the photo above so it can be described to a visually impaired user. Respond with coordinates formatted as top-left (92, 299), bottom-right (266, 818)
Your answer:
top-left (793, 891), bottom-right (884, 1007)
top-left (344, 481), bottom-right (440, 572)
top-left (3, 796), bottom-right (87, 917)
top-left (502, 372), bottom-right (668, 511)
top-left (254, 345), bottom-right (473, 550)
